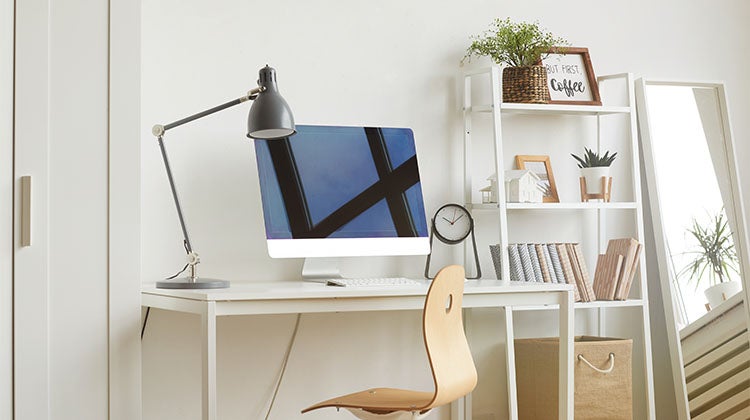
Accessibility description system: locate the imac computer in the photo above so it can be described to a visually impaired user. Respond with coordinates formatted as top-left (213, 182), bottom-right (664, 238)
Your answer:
top-left (254, 125), bottom-right (430, 281)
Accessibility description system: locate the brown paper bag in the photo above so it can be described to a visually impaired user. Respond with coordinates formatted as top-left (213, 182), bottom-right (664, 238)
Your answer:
top-left (515, 336), bottom-right (633, 420)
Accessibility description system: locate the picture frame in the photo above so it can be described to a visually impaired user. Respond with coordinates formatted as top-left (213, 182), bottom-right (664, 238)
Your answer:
top-left (515, 155), bottom-right (559, 203)
top-left (541, 47), bottom-right (602, 106)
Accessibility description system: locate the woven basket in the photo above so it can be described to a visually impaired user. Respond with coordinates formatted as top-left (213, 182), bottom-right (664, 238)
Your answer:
top-left (502, 65), bottom-right (550, 104)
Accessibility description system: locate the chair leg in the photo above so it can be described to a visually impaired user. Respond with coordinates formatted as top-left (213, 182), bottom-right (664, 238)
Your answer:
top-left (345, 408), bottom-right (431, 420)
top-left (412, 410), bottom-right (431, 420)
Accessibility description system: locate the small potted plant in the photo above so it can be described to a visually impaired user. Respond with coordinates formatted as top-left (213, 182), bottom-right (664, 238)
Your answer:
top-left (462, 18), bottom-right (567, 104)
top-left (678, 212), bottom-right (742, 309)
top-left (571, 147), bottom-right (616, 196)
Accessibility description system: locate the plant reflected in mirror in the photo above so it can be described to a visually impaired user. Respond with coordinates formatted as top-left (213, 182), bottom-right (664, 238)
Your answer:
top-left (678, 210), bottom-right (739, 291)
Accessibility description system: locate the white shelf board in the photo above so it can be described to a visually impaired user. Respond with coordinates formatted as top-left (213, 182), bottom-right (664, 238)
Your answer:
top-left (467, 203), bottom-right (500, 210)
top-left (468, 202), bottom-right (638, 210)
top-left (511, 298), bottom-right (645, 311)
top-left (466, 103), bottom-right (631, 116)
top-left (507, 202), bottom-right (638, 210)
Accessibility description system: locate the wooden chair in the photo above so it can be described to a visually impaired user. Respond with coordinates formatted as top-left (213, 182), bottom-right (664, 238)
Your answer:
top-left (301, 265), bottom-right (477, 419)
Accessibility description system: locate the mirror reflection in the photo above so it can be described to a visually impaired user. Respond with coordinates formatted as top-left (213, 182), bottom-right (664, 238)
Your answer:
top-left (645, 85), bottom-right (742, 324)
top-left (638, 80), bottom-right (750, 420)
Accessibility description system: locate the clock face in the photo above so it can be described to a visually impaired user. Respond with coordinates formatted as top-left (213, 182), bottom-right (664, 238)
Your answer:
top-left (433, 204), bottom-right (472, 244)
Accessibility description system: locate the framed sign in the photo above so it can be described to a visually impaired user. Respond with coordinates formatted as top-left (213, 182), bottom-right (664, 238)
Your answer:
top-left (542, 47), bottom-right (601, 106)
top-left (515, 155), bottom-right (559, 203)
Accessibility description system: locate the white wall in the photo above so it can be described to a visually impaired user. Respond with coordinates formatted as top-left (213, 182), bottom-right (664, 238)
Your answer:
top-left (141, 1), bottom-right (750, 419)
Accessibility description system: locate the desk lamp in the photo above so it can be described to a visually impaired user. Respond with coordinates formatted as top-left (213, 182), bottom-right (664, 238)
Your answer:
top-left (152, 65), bottom-right (295, 289)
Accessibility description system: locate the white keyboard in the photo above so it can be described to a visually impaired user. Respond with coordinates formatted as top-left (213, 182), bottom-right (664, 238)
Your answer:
top-left (325, 277), bottom-right (422, 287)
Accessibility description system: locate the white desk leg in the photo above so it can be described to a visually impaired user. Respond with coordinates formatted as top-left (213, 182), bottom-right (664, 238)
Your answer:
top-left (450, 396), bottom-right (464, 420)
top-left (201, 302), bottom-right (217, 420)
top-left (451, 308), bottom-right (473, 420)
top-left (504, 307), bottom-right (518, 420)
top-left (559, 291), bottom-right (574, 419)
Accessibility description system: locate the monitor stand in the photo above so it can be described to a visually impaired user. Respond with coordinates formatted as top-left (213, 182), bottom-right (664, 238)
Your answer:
top-left (301, 257), bottom-right (342, 282)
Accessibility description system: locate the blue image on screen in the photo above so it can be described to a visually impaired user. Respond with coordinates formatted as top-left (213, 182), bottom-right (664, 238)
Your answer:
top-left (254, 125), bottom-right (428, 240)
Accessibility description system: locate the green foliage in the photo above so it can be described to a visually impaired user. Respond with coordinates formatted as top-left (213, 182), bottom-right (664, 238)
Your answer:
top-left (571, 147), bottom-right (617, 168)
top-left (462, 18), bottom-right (568, 67)
top-left (678, 211), bottom-right (739, 289)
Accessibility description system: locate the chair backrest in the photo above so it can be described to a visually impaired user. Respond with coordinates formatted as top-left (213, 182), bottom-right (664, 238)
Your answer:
top-left (422, 265), bottom-right (478, 409)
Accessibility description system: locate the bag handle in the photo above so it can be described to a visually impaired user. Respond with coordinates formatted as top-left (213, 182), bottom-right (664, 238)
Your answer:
top-left (577, 352), bottom-right (615, 374)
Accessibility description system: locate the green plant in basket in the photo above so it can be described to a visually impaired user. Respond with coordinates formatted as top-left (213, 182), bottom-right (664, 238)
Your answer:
top-left (571, 148), bottom-right (617, 168)
top-left (461, 18), bottom-right (568, 67)
top-left (461, 18), bottom-right (568, 104)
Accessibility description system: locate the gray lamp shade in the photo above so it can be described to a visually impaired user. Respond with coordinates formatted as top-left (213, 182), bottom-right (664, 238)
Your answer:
top-left (247, 65), bottom-right (296, 140)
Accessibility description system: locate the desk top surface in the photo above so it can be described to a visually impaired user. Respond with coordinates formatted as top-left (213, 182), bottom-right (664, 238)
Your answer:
top-left (142, 279), bottom-right (572, 302)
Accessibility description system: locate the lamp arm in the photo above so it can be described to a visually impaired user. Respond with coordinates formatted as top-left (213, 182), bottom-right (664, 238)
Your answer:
top-left (152, 86), bottom-right (263, 136)
top-left (152, 86), bottom-right (262, 277)
top-left (156, 135), bottom-right (196, 255)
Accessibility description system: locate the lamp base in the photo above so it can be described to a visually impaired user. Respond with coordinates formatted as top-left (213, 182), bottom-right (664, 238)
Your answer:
top-left (156, 277), bottom-right (230, 289)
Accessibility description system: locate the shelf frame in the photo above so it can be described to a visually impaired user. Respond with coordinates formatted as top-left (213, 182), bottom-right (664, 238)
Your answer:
top-left (469, 202), bottom-right (638, 210)
top-left (510, 298), bottom-right (646, 312)
top-left (467, 102), bottom-right (631, 115)
top-left (461, 67), bottom-right (656, 419)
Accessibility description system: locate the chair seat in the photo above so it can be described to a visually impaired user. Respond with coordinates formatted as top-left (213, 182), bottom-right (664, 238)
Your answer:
top-left (301, 387), bottom-right (434, 414)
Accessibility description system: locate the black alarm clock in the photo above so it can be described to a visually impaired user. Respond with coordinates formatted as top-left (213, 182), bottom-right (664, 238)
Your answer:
top-left (424, 203), bottom-right (481, 279)
top-left (432, 203), bottom-right (473, 244)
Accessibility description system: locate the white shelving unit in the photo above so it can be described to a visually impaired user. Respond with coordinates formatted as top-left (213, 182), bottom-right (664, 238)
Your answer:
top-left (461, 67), bottom-right (656, 419)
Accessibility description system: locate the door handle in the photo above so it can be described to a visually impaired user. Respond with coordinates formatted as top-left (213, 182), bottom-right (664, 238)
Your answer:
top-left (21, 175), bottom-right (31, 247)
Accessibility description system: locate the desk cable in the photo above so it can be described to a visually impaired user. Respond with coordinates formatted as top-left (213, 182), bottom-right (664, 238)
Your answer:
top-left (165, 241), bottom-right (191, 280)
top-left (264, 313), bottom-right (302, 420)
top-left (141, 307), bottom-right (151, 340)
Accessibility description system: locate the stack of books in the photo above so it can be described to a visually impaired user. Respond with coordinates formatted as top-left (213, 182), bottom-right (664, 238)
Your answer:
top-left (507, 243), bottom-right (596, 302)
top-left (593, 238), bottom-right (642, 300)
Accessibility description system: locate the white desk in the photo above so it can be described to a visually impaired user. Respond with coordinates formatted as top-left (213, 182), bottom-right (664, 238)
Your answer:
top-left (142, 280), bottom-right (574, 420)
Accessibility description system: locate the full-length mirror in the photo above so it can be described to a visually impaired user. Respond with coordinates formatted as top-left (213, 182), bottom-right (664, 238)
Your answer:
top-left (637, 80), bottom-right (750, 419)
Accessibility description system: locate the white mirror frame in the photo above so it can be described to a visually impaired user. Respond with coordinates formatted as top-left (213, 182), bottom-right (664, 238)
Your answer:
top-left (636, 79), bottom-right (750, 419)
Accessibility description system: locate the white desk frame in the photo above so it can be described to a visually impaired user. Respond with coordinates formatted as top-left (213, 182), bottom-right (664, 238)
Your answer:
top-left (142, 280), bottom-right (574, 420)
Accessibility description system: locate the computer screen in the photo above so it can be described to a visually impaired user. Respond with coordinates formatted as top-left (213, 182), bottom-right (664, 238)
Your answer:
top-left (254, 125), bottom-right (430, 263)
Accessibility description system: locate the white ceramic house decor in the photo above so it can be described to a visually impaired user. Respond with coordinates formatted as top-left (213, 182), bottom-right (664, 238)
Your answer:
top-left (481, 173), bottom-right (499, 203)
top-left (504, 170), bottom-right (544, 203)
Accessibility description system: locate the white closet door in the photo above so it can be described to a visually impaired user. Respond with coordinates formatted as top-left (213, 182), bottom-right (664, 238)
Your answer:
top-left (14, 0), bottom-right (111, 418)
top-left (1, 0), bottom-right (14, 418)
top-left (14, 0), bottom-right (52, 417)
